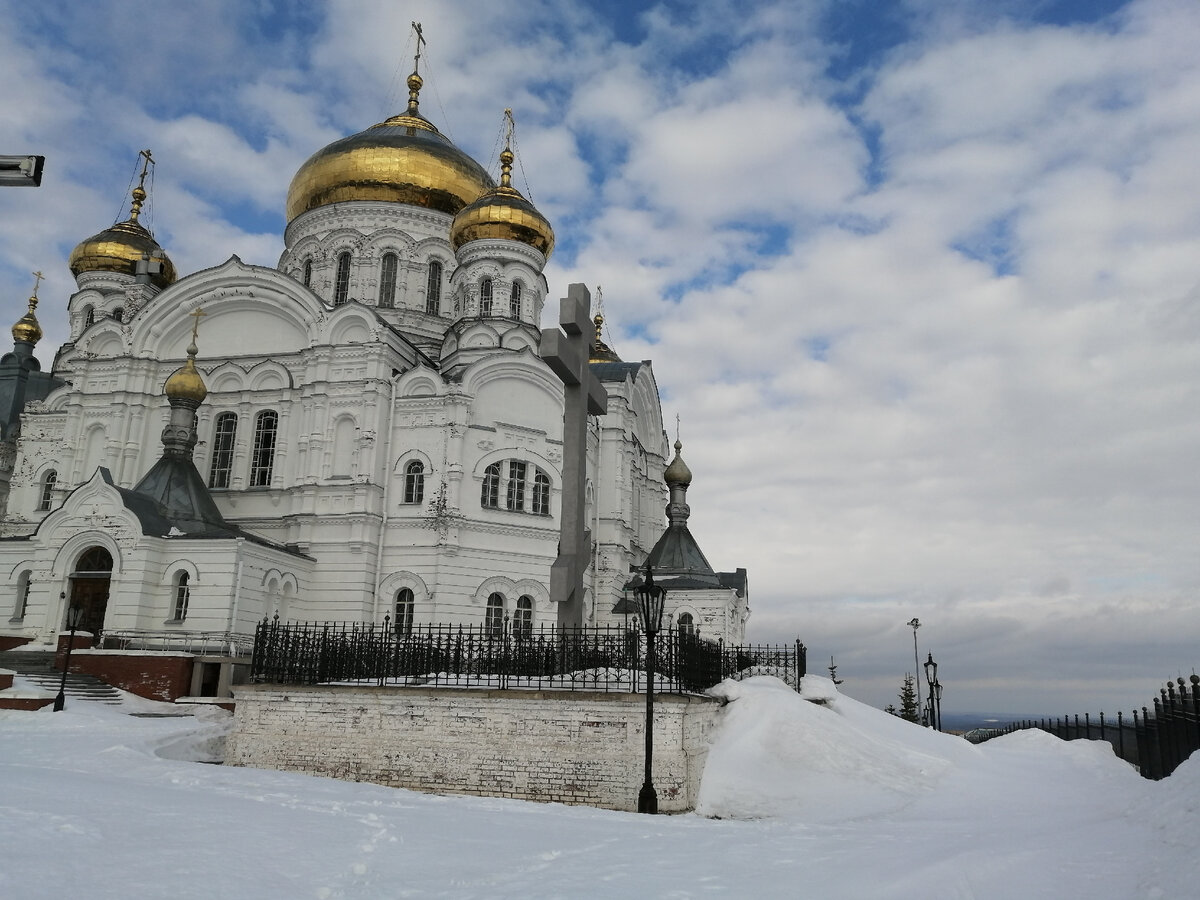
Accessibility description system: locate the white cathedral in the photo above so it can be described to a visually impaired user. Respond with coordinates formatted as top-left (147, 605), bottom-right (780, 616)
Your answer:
top-left (0, 68), bottom-right (748, 658)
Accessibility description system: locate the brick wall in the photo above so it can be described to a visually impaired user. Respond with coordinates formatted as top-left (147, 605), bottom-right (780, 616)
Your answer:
top-left (68, 651), bottom-right (194, 702)
top-left (228, 685), bottom-right (723, 812)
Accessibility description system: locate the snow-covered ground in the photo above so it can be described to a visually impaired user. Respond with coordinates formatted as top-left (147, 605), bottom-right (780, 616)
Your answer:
top-left (1, 676), bottom-right (1195, 899)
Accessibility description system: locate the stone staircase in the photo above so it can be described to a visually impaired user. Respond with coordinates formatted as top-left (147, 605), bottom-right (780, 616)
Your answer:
top-left (1, 649), bottom-right (124, 705)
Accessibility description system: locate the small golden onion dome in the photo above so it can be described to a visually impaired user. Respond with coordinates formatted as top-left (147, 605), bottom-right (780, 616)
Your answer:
top-left (164, 332), bottom-right (208, 404)
top-left (12, 294), bottom-right (43, 345)
top-left (589, 313), bottom-right (620, 363)
top-left (664, 439), bottom-right (692, 486)
top-left (286, 72), bottom-right (494, 223)
top-left (68, 184), bottom-right (176, 289)
top-left (450, 145), bottom-right (554, 258)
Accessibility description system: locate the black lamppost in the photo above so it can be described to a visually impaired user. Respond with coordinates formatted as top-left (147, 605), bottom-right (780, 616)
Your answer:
top-left (54, 603), bottom-right (84, 712)
top-left (636, 564), bottom-right (667, 814)
top-left (923, 652), bottom-right (941, 731)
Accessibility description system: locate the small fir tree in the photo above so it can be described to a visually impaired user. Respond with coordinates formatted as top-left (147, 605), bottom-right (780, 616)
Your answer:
top-left (898, 673), bottom-right (919, 723)
top-left (884, 703), bottom-right (898, 716)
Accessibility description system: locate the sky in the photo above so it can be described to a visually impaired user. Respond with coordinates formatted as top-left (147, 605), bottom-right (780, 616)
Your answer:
top-left (2, 0), bottom-right (1199, 716)
top-left (1, 677), bottom-right (1196, 898)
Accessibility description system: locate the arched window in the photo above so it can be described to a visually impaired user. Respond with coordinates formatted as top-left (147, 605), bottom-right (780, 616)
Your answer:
top-left (532, 470), bottom-right (551, 516)
top-left (514, 595), bottom-right (533, 639)
top-left (171, 571), bottom-right (190, 622)
top-left (75, 546), bottom-right (113, 574)
top-left (83, 306), bottom-right (95, 328)
top-left (485, 592), bottom-right (505, 638)
top-left (479, 278), bottom-right (493, 315)
top-left (112, 307), bottom-right (124, 322)
top-left (678, 612), bottom-right (696, 637)
top-left (378, 252), bottom-right (398, 308)
top-left (426, 260), bottom-right (442, 315)
top-left (13, 571), bottom-right (31, 621)
top-left (250, 410), bottom-right (278, 487)
top-left (334, 251), bottom-right (351, 305)
top-left (208, 413), bottom-right (237, 489)
top-left (506, 461), bottom-right (527, 511)
top-left (510, 281), bottom-right (522, 318)
top-left (481, 463), bottom-right (500, 508)
top-left (394, 587), bottom-right (414, 637)
top-left (404, 460), bottom-right (425, 504)
top-left (302, 258), bottom-right (313, 287)
top-left (37, 470), bottom-right (57, 511)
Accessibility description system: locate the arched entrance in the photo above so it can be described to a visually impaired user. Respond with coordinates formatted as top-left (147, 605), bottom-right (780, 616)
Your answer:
top-left (69, 546), bottom-right (113, 644)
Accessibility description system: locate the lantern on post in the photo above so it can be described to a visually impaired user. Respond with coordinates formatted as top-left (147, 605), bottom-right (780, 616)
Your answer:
top-left (636, 564), bottom-right (667, 813)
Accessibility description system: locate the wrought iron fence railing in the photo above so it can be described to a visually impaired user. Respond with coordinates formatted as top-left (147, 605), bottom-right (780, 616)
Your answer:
top-left (976, 674), bottom-right (1200, 780)
top-left (249, 615), bottom-right (806, 695)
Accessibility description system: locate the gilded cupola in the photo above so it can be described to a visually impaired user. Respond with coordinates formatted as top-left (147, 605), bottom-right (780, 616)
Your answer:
top-left (68, 150), bottom-right (177, 289)
top-left (163, 309), bottom-right (208, 405)
top-left (285, 68), bottom-right (494, 223)
top-left (11, 273), bottom-right (43, 346)
top-left (450, 110), bottom-right (554, 258)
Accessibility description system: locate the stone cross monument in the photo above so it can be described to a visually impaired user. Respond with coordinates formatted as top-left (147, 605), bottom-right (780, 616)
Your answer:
top-left (540, 283), bottom-right (608, 627)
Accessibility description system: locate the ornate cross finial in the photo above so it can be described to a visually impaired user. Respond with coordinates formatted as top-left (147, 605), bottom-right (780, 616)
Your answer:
top-left (498, 109), bottom-right (516, 189)
top-left (187, 306), bottom-right (206, 356)
top-left (676, 413), bottom-right (681, 443)
top-left (129, 149), bottom-right (154, 223)
top-left (411, 21), bottom-right (425, 74)
top-left (503, 108), bottom-right (515, 150)
top-left (31, 270), bottom-right (44, 300)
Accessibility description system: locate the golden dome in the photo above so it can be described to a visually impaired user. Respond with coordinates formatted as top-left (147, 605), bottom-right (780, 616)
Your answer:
top-left (164, 356), bottom-right (207, 403)
top-left (286, 72), bottom-right (494, 223)
top-left (68, 178), bottom-right (176, 289)
top-left (12, 292), bottom-right (42, 345)
top-left (450, 141), bottom-right (554, 258)
top-left (664, 439), bottom-right (693, 486)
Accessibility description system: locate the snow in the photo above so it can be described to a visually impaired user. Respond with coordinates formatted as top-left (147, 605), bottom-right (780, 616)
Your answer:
top-left (1, 676), bottom-right (1195, 899)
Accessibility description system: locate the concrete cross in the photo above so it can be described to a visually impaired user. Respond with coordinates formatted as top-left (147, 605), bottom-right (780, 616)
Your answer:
top-left (540, 283), bottom-right (607, 627)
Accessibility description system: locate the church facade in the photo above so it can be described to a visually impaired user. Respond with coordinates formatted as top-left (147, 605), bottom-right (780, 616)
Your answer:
top-left (1, 70), bottom-right (748, 655)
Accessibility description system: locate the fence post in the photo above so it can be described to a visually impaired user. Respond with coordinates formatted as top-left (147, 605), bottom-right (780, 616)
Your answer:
top-left (1085, 712), bottom-right (1091, 740)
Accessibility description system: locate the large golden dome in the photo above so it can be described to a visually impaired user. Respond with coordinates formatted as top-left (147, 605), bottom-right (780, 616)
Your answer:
top-left (450, 145), bottom-right (554, 258)
top-left (12, 293), bottom-right (42, 345)
top-left (68, 182), bottom-right (176, 289)
top-left (286, 73), bottom-right (494, 223)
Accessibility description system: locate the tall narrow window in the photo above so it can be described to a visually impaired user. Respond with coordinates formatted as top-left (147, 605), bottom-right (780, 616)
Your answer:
top-left (506, 460), bottom-right (527, 511)
top-left (172, 571), bottom-right (190, 622)
top-left (208, 413), bottom-right (238, 489)
top-left (404, 460), bottom-right (425, 504)
top-left (250, 410), bottom-right (278, 487)
top-left (510, 281), bottom-right (522, 318)
top-left (334, 251), bottom-right (351, 305)
top-left (302, 258), bottom-right (313, 287)
top-left (532, 470), bottom-right (551, 516)
top-left (485, 593), bottom-right (505, 638)
top-left (83, 306), bottom-right (95, 327)
top-left (481, 463), bottom-right (500, 508)
top-left (479, 278), bottom-right (493, 316)
top-left (14, 571), bottom-right (31, 621)
top-left (678, 612), bottom-right (696, 637)
top-left (378, 252), bottom-right (398, 308)
top-left (514, 595), bottom-right (533, 639)
top-left (426, 260), bottom-right (442, 315)
top-left (38, 470), bottom-right (57, 511)
top-left (394, 588), bottom-right (414, 637)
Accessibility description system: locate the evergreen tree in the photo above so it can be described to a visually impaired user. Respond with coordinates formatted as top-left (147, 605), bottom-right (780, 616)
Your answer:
top-left (884, 703), bottom-right (898, 716)
top-left (898, 673), bottom-right (919, 723)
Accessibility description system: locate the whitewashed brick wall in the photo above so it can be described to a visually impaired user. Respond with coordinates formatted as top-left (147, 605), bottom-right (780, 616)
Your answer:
top-left (227, 685), bottom-right (723, 812)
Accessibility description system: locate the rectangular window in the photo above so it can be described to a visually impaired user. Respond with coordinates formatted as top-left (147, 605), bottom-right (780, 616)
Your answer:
top-left (379, 253), bottom-right (397, 308)
top-left (426, 261), bottom-right (442, 315)
top-left (250, 411), bottom-right (278, 488)
top-left (208, 413), bottom-right (237, 489)
top-left (506, 461), bottom-right (526, 511)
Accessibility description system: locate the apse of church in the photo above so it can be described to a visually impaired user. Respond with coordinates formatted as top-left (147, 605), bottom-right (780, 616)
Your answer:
top-left (0, 51), bottom-right (748, 648)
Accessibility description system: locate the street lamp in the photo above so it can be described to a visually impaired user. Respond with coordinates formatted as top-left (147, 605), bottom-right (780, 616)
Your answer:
top-left (636, 564), bottom-right (667, 814)
top-left (54, 603), bottom-right (84, 712)
top-left (923, 652), bottom-right (941, 731)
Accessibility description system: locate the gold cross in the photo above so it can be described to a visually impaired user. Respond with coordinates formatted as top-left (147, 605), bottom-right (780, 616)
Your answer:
top-left (189, 306), bottom-right (207, 343)
top-left (31, 270), bottom-right (44, 299)
top-left (137, 149), bottom-right (154, 187)
top-left (411, 21), bottom-right (425, 73)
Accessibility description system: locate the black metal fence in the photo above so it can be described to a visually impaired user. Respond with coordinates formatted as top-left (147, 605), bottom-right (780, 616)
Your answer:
top-left (250, 614), bottom-right (806, 695)
top-left (980, 674), bottom-right (1200, 780)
